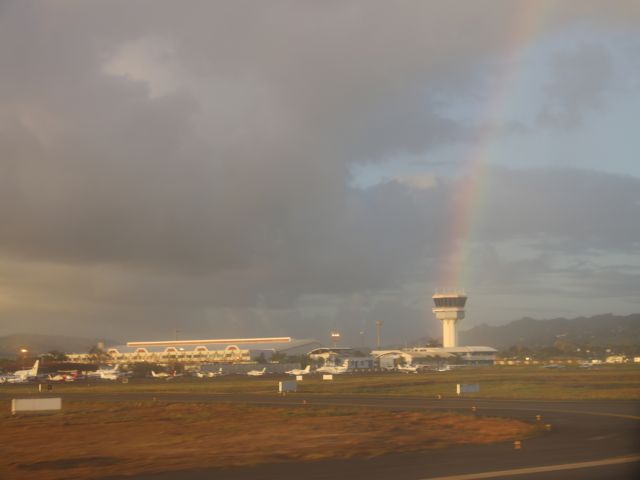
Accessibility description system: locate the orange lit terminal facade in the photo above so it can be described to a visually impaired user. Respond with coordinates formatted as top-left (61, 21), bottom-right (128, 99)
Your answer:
top-left (66, 337), bottom-right (323, 364)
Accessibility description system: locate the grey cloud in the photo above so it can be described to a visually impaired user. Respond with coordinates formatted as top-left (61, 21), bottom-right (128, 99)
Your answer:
top-left (0, 166), bottom-right (639, 340)
top-left (538, 44), bottom-right (613, 128)
top-left (471, 167), bottom-right (640, 252)
top-left (1, 1), bottom-right (639, 340)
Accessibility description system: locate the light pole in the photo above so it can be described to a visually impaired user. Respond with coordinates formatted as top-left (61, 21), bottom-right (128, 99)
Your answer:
top-left (375, 321), bottom-right (383, 349)
top-left (330, 331), bottom-right (341, 348)
top-left (20, 348), bottom-right (28, 369)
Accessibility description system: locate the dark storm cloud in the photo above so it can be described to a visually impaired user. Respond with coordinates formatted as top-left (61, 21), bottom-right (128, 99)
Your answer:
top-left (1, 1), bottom-right (639, 339)
top-left (0, 0), bottom-right (501, 276)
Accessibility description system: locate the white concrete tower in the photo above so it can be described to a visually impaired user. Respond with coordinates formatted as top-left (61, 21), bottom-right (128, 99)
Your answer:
top-left (432, 291), bottom-right (467, 348)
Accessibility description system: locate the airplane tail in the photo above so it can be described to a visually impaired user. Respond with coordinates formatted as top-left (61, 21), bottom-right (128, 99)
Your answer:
top-left (30, 360), bottom-right (40, 376)
top-left (304, 365), bottom-right (311, 373)
top-left (151, 371), bottom-right (158, 377)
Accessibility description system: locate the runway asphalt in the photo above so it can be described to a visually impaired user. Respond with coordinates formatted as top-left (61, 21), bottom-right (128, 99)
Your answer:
top-left (72, 392), bottom-right (640, 479)
top-left (3, 390), bottom-right (639, 479)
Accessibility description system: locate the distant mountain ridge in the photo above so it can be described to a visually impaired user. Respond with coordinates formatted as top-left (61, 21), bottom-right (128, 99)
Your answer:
top-left (0, 334), bottom-right (119, 358)
top-left (459, 314), bottom-right (640, 350)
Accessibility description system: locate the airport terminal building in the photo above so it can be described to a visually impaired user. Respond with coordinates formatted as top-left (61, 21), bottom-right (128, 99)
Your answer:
top-left (66, 337), bottom-right (323, 364)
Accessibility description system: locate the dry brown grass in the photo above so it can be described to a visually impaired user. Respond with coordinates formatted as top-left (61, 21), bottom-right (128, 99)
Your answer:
top-left (0, 401), bottom-right (538, 480)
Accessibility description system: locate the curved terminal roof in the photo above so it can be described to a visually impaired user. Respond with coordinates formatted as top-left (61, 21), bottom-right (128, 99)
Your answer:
top-left (127, 337), bottom-right (292, 347)
top-left (110, 338), bottom-right (322, 354)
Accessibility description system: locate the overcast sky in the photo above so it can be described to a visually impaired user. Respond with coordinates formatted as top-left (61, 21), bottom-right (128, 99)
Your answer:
top-left (1, 1), bottom-right (639, 346)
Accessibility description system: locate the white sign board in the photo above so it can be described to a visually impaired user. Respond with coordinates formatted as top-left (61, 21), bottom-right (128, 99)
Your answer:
top-left (279, 380), bottom-right (297, 393)
top-left (456, 383), bottom-right (480, 395)
top-left (296, 375), bottom-right (303, 381)
top-left (12, 397), bottom-right (62, 414)
top-left (322, 374), bottom-right (334, 381)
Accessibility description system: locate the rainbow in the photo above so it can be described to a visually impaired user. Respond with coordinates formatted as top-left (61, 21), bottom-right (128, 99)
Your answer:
top-left (438, 3), bottom-right (548, 290)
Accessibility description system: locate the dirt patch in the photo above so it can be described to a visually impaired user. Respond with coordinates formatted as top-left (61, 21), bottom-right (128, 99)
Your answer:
top-left (0, 401), bottom-right (539, 480)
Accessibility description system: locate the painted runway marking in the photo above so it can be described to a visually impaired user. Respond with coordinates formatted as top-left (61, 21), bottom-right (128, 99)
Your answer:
top-left (421, 455), bottom-right (640, 480)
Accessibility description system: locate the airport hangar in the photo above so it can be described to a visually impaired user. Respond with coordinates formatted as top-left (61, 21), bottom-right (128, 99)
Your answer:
top-left (314, 346), bottom-right (497, 370)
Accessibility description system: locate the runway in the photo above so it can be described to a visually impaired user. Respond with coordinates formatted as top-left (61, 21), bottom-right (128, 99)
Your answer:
top-left (46, 391), bottom-right (638, 480)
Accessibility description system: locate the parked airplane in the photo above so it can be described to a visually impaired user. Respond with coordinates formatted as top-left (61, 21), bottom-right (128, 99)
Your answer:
top-left (195, 367), bottom-right (223, 378)
top-left (151, 370), bottom-right (183, 380)
top-left (48, 370), bottom-right (78, 382)
top-left (397, 364), bottom-right (419, 373)
top-left (87, 364), bottom-right (125, 380)
top-left (285, 365), bottom-right (311, 376)
top-left (315, 364), bottom-right (349, 375)
top-left (247, 367), bottom-right (267, 376)
top-left (0, 360), bottom-right (39, 384)
top-left (100, 371), bottom-right (122, 381)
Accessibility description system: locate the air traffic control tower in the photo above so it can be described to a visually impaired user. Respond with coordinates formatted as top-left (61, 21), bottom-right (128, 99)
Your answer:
top-left (432, 291), bottom-right (467, 348)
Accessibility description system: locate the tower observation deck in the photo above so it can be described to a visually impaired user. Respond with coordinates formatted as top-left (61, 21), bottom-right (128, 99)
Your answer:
top-left (432, 291), bottom-right (467, 348)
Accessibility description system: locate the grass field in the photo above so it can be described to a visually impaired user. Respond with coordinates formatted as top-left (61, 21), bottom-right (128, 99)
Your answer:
top-left (0, 401), bottom-right (539, 480)
top-left (0, 366), bottom-right (634, 479)
top-left (1, 365), bottom-right (638, 400)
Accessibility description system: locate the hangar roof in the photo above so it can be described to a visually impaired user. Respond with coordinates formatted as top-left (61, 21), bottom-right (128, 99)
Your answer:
top-left (405, 346), bottom-right (497, 357)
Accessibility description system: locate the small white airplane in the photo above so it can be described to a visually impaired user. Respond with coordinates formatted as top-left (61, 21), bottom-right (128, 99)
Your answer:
top-left (247, 367), bottom-right (266, 376)
top-left (48, 370), bottom-right (78, 382)
top-left (151, 370), bottom-right (183, 380)
top-left (195, 367), bottom-right (223, 378)
top-left (436, 365), bottom-right (452, 372)
top-left (397, 364), bottom-right (419, 373)
top-left (100, 371), bottom-right (122, 381)
top-left (0, 360), bottom-right (40, 384)
top-left (87, 365), bottom-right (125, 380)
top-left (285, 365), bottom-right (312, 376)
top-left (315, 364), bottom-right (349, 375)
